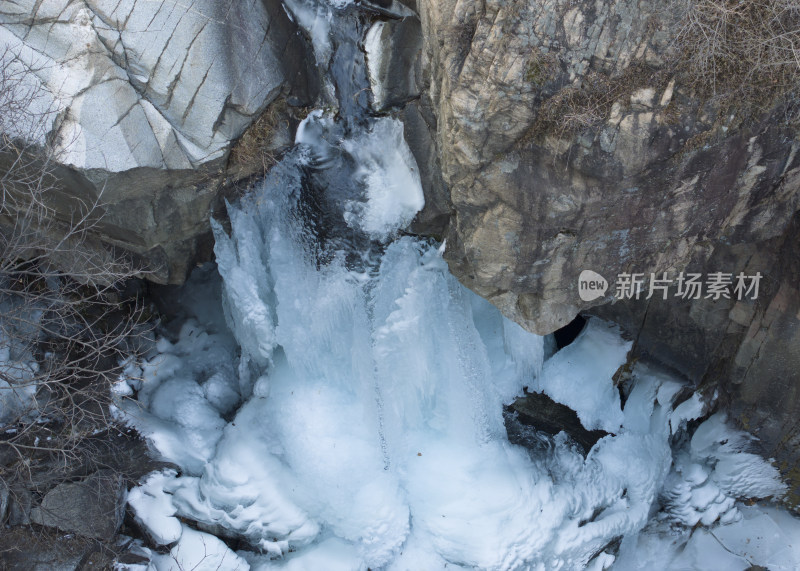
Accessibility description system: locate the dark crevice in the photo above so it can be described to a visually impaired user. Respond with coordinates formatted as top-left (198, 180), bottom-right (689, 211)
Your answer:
top-left (553, 314), bottom-right (587, 350)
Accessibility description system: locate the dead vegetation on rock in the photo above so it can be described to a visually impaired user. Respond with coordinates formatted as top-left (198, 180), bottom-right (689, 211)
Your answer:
top-left (0, 47), bottom-right (158, 553)
top-left (673, 0), bottom-right (800, 103)
top-left (528, 0), bottom-right (800, 140)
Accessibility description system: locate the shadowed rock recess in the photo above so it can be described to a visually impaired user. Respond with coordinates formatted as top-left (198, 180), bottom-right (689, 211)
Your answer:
top-left (5, 0), bottom-right (800, 501)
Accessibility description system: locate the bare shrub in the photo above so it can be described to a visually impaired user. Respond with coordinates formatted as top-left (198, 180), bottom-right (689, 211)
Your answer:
top-left (0, 46), bottom-right (151, 486)
top-left (531, 1), bottom-right (800, 141)
top-left (535, 79), bottom-right (611, 135)
top-left (533, 64), bottom-right (670, 138)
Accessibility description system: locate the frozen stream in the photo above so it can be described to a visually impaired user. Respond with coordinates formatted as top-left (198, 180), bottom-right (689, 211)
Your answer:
top-left (113, 1), bottom-right (800, 569)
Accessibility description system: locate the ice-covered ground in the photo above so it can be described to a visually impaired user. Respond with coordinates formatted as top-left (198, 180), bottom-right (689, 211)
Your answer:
top-left (114, 161), bottom-right (796, 569)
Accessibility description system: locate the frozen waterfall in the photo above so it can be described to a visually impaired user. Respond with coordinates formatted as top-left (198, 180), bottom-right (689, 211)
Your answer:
top-left (113, 1), bottom-right (796, 569)
top-left (116, 120), bottom-right (790, 570)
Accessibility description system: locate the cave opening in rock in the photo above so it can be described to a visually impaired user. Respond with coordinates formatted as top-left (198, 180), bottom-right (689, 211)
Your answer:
top-left (553, 314), bottom-right (588, 349)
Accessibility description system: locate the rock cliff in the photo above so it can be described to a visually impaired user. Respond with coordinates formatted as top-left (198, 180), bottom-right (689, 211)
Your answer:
top-left (410, 0), bottom-right (800, 498)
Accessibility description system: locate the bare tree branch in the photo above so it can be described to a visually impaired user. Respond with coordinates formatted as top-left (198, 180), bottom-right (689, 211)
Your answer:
top-left (0, 45), bottom-right (154, 491)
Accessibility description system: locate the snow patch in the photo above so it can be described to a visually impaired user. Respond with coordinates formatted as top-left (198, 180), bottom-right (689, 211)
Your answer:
top-left (534, 318), bottom-right (630, 432)
top-left (364, 22), bottom-right (386, 109)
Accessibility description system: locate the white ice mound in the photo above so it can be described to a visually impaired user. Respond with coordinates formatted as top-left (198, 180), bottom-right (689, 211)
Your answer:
top-left (341, 117), bottom-right (425, 239)
top-left (661, 412), bottom-right (787, 527)
top-left (294, 111), bottom-right (424, 240)
top-left (115, 317), bottom-right (238, 475)
top-left (121, 230), bottom-right (667, 569)
top-left (535, 318), bottom-right (631, 433)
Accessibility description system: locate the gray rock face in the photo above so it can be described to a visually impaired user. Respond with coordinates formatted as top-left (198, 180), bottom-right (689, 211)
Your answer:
top-left (417, 0), bottom-right (796, 331)
top-left (30, 470), bottom-right (125, 540)
top-left (403, 98), bottom-right (450, 237)
top-left (590, 210), bottom-right (800, 502)
top-left (0, 0), bottom-right (315, 282)
top-left (365, 17), bottom-right (423, 111)
top-left (508, 391), bottom-right (610, 455)
top-left (2, 0), bottom-right (287, 170)
top-left (411, 0), bottom-right (800, 496)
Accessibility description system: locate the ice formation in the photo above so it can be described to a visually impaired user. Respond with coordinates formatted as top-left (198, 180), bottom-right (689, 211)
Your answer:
top-left (116, 160), bottom-right (793, 569)
top-left (340, 117), bottom-right (425, 238)
top-left (112, 0), bottom-right (799, 568)
top-left (282, 0), bottom-right (336, 66)
top-left (364, 22), bottom-right (386, 108)
top-left (533, 319), bottom-right (629, 432)
top-left (661, 412), bottom-right (787, 527)
top-left (0, 304), bottom-right (41, 425)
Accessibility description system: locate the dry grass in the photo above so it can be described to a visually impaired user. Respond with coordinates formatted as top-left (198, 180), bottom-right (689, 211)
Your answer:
top-left (532, 64), bottom-right (670, 138)
top-left (229, 99), bottom-right (292, 172)
top-left (529, 0), bottom-right (800, 140)
top-left (672, 0), bottom-right (800, 105)
top-left (524, 49), bottom-right (559, 89)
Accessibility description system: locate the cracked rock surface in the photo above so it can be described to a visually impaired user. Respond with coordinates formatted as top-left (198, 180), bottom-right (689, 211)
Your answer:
top-left (2, 0), bottom-right (288, 169)
top-left (0, 0), bottom-right (314, 282)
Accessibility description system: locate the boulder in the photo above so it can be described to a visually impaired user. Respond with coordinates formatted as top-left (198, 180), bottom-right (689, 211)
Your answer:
top-left (0, 0), bottom-right (316, 282)
top-left (508, 391), bottom-right (610, 454)
top-left (5, 486), bottom-right (32, 526)
top-left (30, 470), bottom-right (125, 540)
top-left (0, 526), bottom-right (118, 570)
